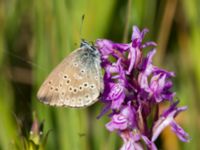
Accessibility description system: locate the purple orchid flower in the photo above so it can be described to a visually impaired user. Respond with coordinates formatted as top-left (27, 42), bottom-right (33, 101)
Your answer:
top-left (96, 26), bottom-right (190, 150)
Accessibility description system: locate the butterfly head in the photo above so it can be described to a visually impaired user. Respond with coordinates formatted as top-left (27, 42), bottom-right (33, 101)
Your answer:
top-left (80, 39), bottom-right (100, 57)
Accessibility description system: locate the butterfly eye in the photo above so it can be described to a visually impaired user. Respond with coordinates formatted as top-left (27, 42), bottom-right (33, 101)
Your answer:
top-left (48, 80), bottom-right (52, 84)
top-left (83, 82), bottom-right (88, 88)
top-left (80, 69), bottom-right (85, 74)
top-left (63, 75), bottom-right (68, 79)
top-left (68, 86), bottom-right (73, 92)
top-left (85, 94), bottom-right (89, 98)
top-left (79, 85), bottom-right (83, 91)
top-left (59, 83), bottom-right (63, 87)
top-left (73, 88), bottom-right (78, 94)
top-left (73, 63), bottom-right (78, 67)
top-left (84, 97), bottom-right (91, 104)
top-left (50, 86), bottom-right (54, 90)
top-left (66, 79), bottom-right (71, 84)
top-left (55, 87), bottom-right (59, 92)
top-left (77, 97), bottom-right (82, 103)
top-left (90, 84), bottom-right (95, 89)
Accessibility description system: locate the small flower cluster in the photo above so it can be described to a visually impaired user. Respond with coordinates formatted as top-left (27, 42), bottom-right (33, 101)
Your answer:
top-left (96, 26), bottom-right (190, 150)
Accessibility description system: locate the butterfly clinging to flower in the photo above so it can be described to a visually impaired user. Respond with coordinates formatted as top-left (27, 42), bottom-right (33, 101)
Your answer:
top-left (37, 40), bottom-right (104, 107)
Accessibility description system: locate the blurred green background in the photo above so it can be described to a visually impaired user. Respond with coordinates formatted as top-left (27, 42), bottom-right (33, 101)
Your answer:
top-left (0, 0), bottom-right (199, 149)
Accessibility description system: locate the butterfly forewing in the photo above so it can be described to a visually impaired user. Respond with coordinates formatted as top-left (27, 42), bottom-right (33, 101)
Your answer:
top-left (37, 44), bottom-right (103, 108)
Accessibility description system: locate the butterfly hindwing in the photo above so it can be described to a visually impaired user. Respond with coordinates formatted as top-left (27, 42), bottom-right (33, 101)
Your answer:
top-left (37, 44), bottom-right (103, 107)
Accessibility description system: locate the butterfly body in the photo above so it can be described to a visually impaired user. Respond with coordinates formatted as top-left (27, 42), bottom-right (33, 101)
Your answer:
top-left (37, 41), bottom-right (103, 108)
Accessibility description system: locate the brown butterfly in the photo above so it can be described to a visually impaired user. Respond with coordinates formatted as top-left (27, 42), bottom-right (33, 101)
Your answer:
top-left (37, 40), bottom-right (104, 107)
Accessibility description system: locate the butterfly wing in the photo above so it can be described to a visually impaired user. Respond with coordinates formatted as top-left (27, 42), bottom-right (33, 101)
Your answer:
top-left (37, 47), bottom-right (103, 107)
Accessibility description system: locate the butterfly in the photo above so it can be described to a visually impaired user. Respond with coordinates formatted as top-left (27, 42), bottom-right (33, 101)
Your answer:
top-left (37, 40), bottom-right (104, 107)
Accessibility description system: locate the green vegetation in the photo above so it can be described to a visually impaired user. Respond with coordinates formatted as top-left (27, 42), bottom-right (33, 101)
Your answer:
top-left (0, 0), bottom-right (199, 149)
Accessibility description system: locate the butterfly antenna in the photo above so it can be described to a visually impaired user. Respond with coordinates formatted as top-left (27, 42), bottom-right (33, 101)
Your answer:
top-left (80, 14), bottom-right (85, 43)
